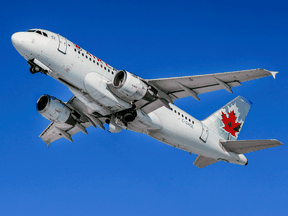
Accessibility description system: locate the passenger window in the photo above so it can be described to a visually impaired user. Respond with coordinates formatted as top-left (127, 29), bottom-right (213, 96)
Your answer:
top-left (185, 117), bottom-right (187, 120)
top-left (101, 65), bottom-right (103, 68)
top-left (89, 58), bottom-right (91, 61)
top-left (104, 67), bottom-right (106, 70)
top-left (178, 112), bottom-right (180, 115)
top-left (43, 32), bottom-right (48, 37)
top-left (86, 56), bottom-right (88, 59)
top-left (174, 110), bottom-right (176, 113)
top-left (82, 53), bottom-right (84, 56)
top-left (108, 69), bottom-right (110, 72)
top-left (93, 60), bottom-right (95, 63)
top-left (182, 114), bottom-right (184, 118)
top-left (78, 51), bottom-right (80, 54)
top-left (97, 62), bottom-right (99, 65)
top-left (111, 72), bottom-right (114, 75)
top-left (189, 119), bottom-right (191, 122)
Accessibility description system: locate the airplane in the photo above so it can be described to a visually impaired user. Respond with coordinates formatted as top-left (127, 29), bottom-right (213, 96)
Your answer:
top-left (11, 29), bottom-right (282, 168)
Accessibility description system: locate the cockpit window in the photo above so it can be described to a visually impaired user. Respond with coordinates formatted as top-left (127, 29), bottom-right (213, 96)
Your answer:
top-left (26, 29), bottom-right (48, 37)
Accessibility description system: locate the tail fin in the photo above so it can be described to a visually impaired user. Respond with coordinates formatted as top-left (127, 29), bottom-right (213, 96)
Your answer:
top-left (202, 96), bottom-right (251, 141)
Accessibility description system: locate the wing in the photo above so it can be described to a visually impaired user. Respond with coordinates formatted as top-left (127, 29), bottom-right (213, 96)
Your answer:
top-left (39, 96), bottom-right (106, 147)
top-left (220, 139), bottom-right (283, 154)
top-left (146, 69), bottom-right (278, 101)
top-left (193, 155), bottom-right (218, 168)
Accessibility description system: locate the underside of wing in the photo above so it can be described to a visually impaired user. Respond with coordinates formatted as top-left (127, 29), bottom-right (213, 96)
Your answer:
top-left (193, 155), bottom-right (218, 168)
top-left (39, 96), bottom-right (106, 147)
top-left (146, 69), bottom-right (277, 101)
top-left (39, 121), bottom-right (92, 146)
top-left (220, 139), bottom-right (283, 154)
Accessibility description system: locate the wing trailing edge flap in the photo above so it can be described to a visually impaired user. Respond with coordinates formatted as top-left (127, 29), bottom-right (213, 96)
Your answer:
top-left (193, 155), bottom-right (218, 168)
top-left (220, 139), bottom-right (283, 154)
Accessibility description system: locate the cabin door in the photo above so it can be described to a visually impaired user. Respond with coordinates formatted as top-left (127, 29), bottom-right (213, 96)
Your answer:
top-left (200, 124), bottom-right (209, 142)
top-left (58, 34), bottom-right (67, 54)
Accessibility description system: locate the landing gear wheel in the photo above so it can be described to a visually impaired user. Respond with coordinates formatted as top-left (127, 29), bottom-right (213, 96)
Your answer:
top-left (34, 66), bottom-right (40, 72)
top-left (30, 66), bottom-right (36, 74)
top-left (30, 66), bottom-right (41, 74)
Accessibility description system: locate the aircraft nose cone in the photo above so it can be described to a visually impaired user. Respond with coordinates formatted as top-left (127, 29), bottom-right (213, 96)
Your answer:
top-left (11, 32), bottom-right (23, 49)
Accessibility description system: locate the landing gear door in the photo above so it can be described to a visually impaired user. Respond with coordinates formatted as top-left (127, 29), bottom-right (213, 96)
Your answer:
top-left (58, 34), bottom-right (67, 54)
top-left (200, 124), bottom-right (209, 142)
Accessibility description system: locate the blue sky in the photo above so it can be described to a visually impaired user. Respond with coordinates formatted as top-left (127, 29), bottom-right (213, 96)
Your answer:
top-left (1, 0), bottom-right (287, 215)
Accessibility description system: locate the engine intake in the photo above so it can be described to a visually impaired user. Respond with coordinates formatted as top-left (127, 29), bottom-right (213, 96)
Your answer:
top-left (36, 95), bottom-right (75, 125)
top-left (113, 70), bottom-right (155, 101)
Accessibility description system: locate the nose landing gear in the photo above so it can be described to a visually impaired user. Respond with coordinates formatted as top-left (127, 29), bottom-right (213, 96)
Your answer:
top-left (29, 65), bottom-right (40, 74)
top-left (28, 59), bottom-right (49, 75)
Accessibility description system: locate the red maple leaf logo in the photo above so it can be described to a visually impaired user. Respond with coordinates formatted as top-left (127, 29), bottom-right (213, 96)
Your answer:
top-left (221, 110), bottom-right (241, 137)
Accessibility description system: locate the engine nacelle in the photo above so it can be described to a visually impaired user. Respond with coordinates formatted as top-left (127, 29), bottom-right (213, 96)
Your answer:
top-left (113, 70), bottom-right (155, 101)
top-left (36, 95), bottom-right (75, 125)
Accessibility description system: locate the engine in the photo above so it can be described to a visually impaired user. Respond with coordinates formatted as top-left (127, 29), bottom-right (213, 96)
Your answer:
top-left (112, 70), bottom-right (156, 101)
top-left (36, 95), bottom-right (75, 125)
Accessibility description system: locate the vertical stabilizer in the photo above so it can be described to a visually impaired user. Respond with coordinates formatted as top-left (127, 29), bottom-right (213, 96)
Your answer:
top-left (202, 96), bottom-right (251, 140)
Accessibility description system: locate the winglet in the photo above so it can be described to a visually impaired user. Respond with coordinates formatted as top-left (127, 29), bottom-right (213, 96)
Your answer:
top-left (270, 71), bottom-right (278, 79)
top-left (45, 141), bottom-right (50, 148)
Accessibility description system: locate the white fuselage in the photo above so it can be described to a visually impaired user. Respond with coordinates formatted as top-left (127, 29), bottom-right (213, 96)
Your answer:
top-left (11, 30), bottom-right (247, 165)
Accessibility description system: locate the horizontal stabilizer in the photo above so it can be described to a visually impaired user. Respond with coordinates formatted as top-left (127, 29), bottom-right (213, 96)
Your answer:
top-left (220, 139), bottom-right (283, 154)
top-left (193, 155), bottom-right (218, 168)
